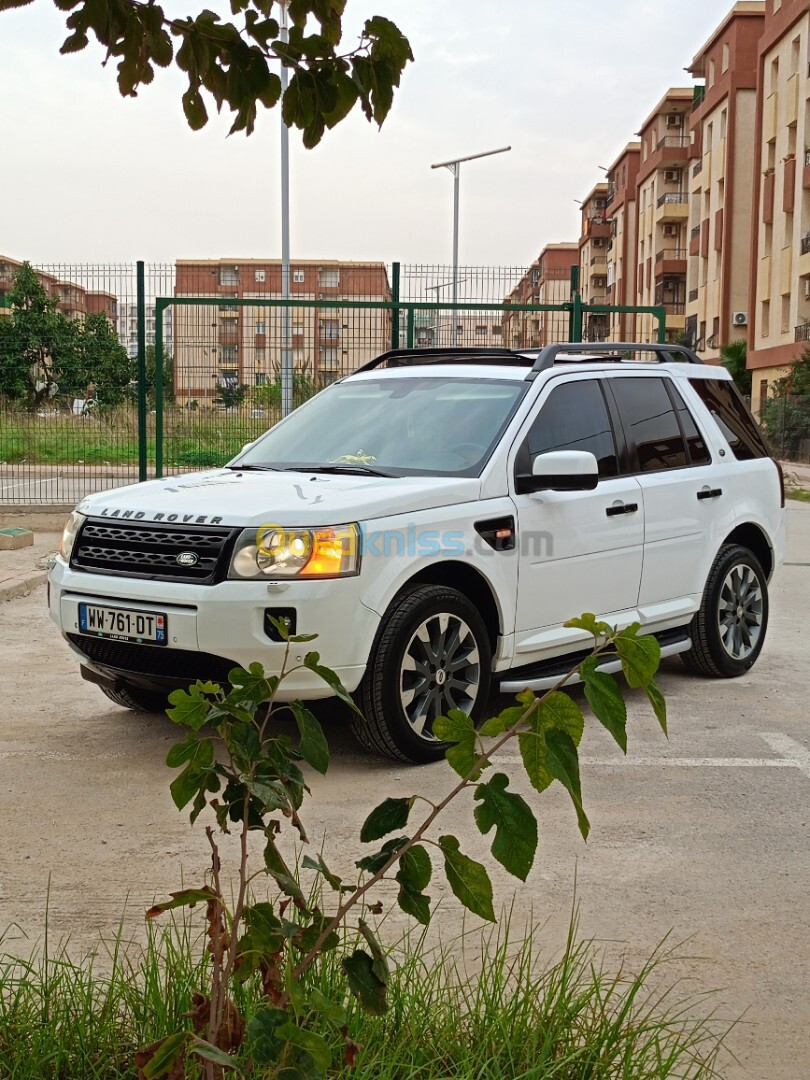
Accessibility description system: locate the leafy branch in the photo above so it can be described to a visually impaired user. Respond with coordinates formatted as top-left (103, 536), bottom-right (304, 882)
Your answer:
top-left (0, 0), bottom-right (413, 140)
top-left (139, 612), bottom-right (667, 1078)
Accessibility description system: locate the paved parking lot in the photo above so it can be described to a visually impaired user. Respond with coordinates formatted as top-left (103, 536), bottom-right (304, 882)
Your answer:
top-left (0, 503), bottom-right (808, 1078)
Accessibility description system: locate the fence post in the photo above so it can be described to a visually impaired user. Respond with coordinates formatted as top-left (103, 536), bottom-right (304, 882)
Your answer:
top-left (406, 306), bottom-right (415, 348)
top-left (568, 265), bottom-right (580, 342)
top-left (136, 261), bottom-right (147, 482)
top-left (155, 299), bottom-right (164, 479)
top-left (391, 262), bottom-right (401, 349)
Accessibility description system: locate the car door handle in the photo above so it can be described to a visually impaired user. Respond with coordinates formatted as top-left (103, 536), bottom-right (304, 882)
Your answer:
top-left (697, 487), bottom-right (723, 500)
top-left (606, 501), bottom-right (639, 517)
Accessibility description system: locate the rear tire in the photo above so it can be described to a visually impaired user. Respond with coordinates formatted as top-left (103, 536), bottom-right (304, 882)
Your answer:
top-left (681, 544), bottom-right (769, 678)
top-left (352, 584), bottom-right (492, 764)
top-left (99, 682), bottom-right (170, 713)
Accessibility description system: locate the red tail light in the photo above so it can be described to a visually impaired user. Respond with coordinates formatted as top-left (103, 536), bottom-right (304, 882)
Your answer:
top-left (772, 458), bottom-right (785, 508)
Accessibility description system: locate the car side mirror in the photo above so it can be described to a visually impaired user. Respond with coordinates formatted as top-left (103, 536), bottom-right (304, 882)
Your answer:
top-left (517, 450), bottom-right (599, 494)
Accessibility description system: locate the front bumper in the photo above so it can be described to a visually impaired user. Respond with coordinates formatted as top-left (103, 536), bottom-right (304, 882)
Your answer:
top-left (49, 558), bottom-right (379, 699)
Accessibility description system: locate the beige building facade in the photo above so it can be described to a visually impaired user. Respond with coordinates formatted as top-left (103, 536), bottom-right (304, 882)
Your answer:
top-left (605, 144), bottom-right (641, 341)
top-left (173, 259), bottom-right (391, 399)
top-left (502, 244), bottom-right (578, 348)
top-left (578, 183), bottom-right (611, 341)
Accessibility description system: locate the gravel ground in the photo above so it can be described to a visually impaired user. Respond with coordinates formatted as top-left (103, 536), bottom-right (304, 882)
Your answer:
top-left (0, 502), bottom-right (808, 1079)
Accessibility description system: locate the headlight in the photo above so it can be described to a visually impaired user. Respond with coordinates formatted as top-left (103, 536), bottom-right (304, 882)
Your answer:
top-left (59, 511), bottom-right (86, 562)
top-left (228, 524), bottom-right (360, 580)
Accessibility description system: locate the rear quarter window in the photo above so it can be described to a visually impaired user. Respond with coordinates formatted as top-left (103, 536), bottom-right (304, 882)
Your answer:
top-left (688, 378), bottom-right (770, 461)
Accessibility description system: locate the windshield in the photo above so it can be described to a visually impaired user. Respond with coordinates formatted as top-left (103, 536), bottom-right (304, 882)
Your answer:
top-left (235, 376), bottom-right (526, 477)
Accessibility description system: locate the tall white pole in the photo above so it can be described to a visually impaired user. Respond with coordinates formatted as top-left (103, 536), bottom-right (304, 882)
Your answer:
top-left (431, 146), bottom-right (511, 350)
top-left (451, 164), bottom-right (459, 346)
top-left (279, 0), bottom-right (292, 416)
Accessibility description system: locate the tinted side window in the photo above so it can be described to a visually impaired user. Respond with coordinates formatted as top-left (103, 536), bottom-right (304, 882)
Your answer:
top-left (669, 383), bottom-right (711, 466)
top-left (526, 380), bottom-right (618, 478)
top-left (687, 378), bottom-right (770, 460)
top-left (610, 377), bottom-right (687, 472)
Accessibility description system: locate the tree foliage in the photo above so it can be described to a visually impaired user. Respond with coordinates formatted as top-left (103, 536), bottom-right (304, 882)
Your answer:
top-left (720, 339), bottom-right (751, 396)
top-left (0, 262), bottom-right (134, 410)
top-left (141, 615), bottom-right (668, 1077)
top-left (760, 345), bottom-right (810, 459)
top-left (0, 0), bottom-right (413, 143)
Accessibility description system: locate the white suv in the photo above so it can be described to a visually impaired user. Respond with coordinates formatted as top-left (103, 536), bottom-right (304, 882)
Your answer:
top-left (50, 343), bottom-right (787, 762)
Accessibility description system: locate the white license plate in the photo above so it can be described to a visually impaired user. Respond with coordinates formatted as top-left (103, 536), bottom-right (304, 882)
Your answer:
top-left (78, 603), bottom-right (167, 645)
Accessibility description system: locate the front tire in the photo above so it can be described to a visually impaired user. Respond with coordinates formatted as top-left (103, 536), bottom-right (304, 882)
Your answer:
top-left (352, 584), bottom-right (492, 763)
top-left (99, 681), bottom-right (170, 714)
top-left (681, 544), bottom-right (769, 678)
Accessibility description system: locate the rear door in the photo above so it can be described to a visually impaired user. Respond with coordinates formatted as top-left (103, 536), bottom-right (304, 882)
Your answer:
top-left (605, 372), bottom-right (734, 622)
top-left (510, 375), bottom-right (644, 658)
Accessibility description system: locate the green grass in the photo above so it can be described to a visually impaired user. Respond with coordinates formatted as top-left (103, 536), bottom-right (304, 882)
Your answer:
top-left (785, 486), bottom-right (810, 503)
top-left (0, 408), bottom-right (281, 468)
top-left (0, 910), bottom-right (730, 1079)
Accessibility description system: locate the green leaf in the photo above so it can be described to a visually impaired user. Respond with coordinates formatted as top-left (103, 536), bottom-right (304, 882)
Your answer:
top-left (644, 680), bottom-right (667, 734)
top-left (356, 836), bottom-right (408, 874)
top-left (479, 705), bottom-right (526, 737)
top-left (614, 626), bottom-right (661, 688)
top-left (264, 837), bottom-right (307, 904)
top-left (289, 701), bottom-right (329, 774)
top-left (276, 1022), bottom-right (331, 1070)
top-left (564, 613), bottom-right (613, 638)
top-left (358, 918), bottom-right (389, 984)
top-left (168, 737), bottom-right (215, 810)
top-left (303, 652), bottom-right (362, 714)
top-left (580, 656), bottom-right (627, 752)
top-left (302, 853), bottom-right (347, 892)
top-left (189, 1038), bottom-right (242, 1071)
top-left (167, 684), bottom-right (212, 730)
top-left (518, 729), bottom-right (553, 794)
top-left (536, 691), bottom-right (584, 745)
top-left (246, 1006), bottom-right (289, 1067)
top-left (438, 835), bottom-right (495, 922)
top-left (181, 85), bottom-right (208, 130)
top-left (545, 728), bottom-right (590, 840)
top-left (308, 987), bottom-right (347, 1026)
top-left (474, 773), bottom-right (537, 882)
top-left (142, 1031), bottom-right (189, 1079)
top-left (360, 797), bottom-right (412, 843)
top-left (433, 710), bottom-right (483, 779)
top-left (228, 662), bottom-right (278, 705)
top-left (395, 844), bottom-right (432, 925)
top-left (342, 949), bottom-right (388, 1015)
top-left (145, 886), bottom-right (216, 920)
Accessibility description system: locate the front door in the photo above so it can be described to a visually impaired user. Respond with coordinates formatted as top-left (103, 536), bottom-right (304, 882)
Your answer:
top-left (510, 376), bottom-right (644, 659)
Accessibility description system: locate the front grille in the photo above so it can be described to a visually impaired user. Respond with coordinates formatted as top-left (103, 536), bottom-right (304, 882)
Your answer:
top-left (71, 519), bottom-right (238, 583)
top-left (68, 634), bottom-right (236, 684)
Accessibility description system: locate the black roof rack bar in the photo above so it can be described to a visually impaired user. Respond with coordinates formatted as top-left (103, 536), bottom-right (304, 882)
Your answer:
top-left (527, 341), bottom-right (704, 379)
top-left (355, 347), bottom-right (531, 372)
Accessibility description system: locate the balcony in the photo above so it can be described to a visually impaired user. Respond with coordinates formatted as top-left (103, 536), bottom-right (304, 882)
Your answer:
top-left (688, 287), bottom-right (699, 303)
top-left (795, 323), bottom-right (810, 343)
top-left (656, 191), bottom-right (689, 223)
top-left (801, 235), bottom-right (810, 256)
top-left (655, 247), bottom-right (687, 262)
top-left (657, 135), bottom-right (689, 149)
top-left (657, 191), bottom-right (688, 208)
top-left (692, 160), bottom-right (701, 178)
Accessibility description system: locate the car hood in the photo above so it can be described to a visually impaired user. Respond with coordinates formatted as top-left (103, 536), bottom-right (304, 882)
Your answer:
top-left (77, 469), bottom-right (483, 527)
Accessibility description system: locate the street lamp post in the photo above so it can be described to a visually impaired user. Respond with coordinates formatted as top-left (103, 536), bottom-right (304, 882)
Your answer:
top-left (279, 0), bottom-right (293, 416)
top-left (431, 146), bottom-right (511, 345)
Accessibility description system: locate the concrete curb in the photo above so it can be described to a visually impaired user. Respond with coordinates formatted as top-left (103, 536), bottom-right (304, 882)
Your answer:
top-left (0, 570), bottom-right (48, 602)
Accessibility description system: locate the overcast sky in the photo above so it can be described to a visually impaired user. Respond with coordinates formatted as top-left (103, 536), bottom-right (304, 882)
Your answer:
top-left (1, 0), bottom-right (735, 268)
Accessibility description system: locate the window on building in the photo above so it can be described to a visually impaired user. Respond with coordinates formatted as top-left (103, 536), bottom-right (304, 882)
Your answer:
top-left (256, 321), bottom-right (266, 335)
top-left (219, 266), bottom-right (239, 286)
top-left (524, 380), bottom-right (618, 478)
top-left (320, 347), bottom-right (339, 368)
top-left (708, 58), bottom-right (715, 87)
top-left (491, 325), bottom-right (502, 336)
top-left (293, 270), bottom-right (305, 283)
top-left (319, 319), bottom-right (339, 340)
top-left (255, 269), bottom-right (266, 282)
top-left (761, 299), bottom-right (770, 337)
top-left (220, 345), bottom-right (238, 365)
top-left (475, 325), bottom-right (487, 336)
top-left (255, 373), bottom-right (266, 386)
top-left (721, 42), bottom-right (729, 73)
top-left (610, 377), bottom-right (688, 472)
top-left (318, 269), bottom-right (340, 288)
top-left (781, 295), bottom-right (791, 334)
top-left (720, 108), bottom-right (727, 140)
top-left (219, 368), bottom-right (238, 388)
top-left (255, 346), bottom-right (266, 364)
top-left (292, 319), bottom-right (304, 336)
top-left (770, 56), bottom-right (779, 94)
top-left (792, 36), bottom-right (800, 74)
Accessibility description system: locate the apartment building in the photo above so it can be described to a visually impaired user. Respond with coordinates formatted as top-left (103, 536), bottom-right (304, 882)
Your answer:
top-left (412, 310), bottom-right (505, 348)
top-left (118, 302), bottom-right (174, 359)
top-left (686, 2), bottom-right (765, 361)
top-left (173, 259), bottom-right (391, 398)
top-left (502, 243), bottom-right (578, 348)
top-left (605, 144), bottom-right (641, 341)
top-left (633, 89), bottom-right (694, 343)
top-left (748, 0), bottom-right (810, 407)
top-left (0, 255), bottom-right (118, 327)
top-left (578, 183), bottom-right (611, 341)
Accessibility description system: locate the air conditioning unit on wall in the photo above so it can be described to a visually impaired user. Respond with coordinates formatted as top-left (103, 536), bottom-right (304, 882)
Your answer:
top-left (666, 114), bottom-right (681, 127)
top-left (663, 224), bottom-right (678, 237)
top-left (732, 311), bottom-right (748, 326)
top-left (664, 169), bottom-right (680, 183)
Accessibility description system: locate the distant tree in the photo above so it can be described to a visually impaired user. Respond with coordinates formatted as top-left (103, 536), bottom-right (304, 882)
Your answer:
top-left (74, 313), bottom-right (135, 408)
top-left (0, 1), bottom-right (412, 145)
top-left (0, 262), bottom-right (79, 409)
top-left (760, 347), bottom-right (810, 459)
top-left (144, 344), bottom-right (175, 404)
top-left (720, 339), bottom-right (751, 396)
top-left (215, 383), bottom-right (250, 410)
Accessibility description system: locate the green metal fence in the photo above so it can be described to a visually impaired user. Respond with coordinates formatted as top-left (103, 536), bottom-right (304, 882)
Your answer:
top-left (0, 258), bottom-right (673, 504)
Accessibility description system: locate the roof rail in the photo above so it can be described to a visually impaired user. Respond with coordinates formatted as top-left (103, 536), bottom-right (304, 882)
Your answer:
top-left (527, 342), bottom-right (704, 379)
top-left (355, 347), bottom-right (532, 372)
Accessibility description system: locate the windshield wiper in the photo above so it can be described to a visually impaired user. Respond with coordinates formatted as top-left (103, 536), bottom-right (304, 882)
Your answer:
top-left (280, 464), bottom-right (398, 478)
top-left (225, 464), bottom-right (280, 472)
